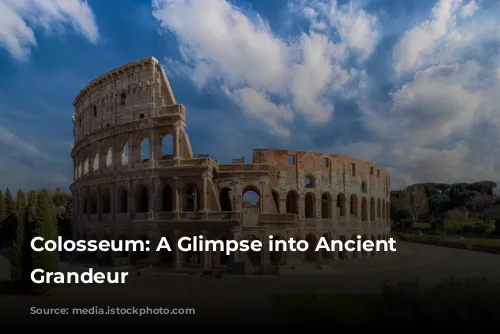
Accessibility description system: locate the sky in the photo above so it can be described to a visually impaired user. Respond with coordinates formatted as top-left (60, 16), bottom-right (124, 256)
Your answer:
top-left (0, 0), bottom-right (499, 192)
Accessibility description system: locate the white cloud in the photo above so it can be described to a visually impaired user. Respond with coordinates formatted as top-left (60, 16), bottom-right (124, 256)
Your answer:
top-left (152, 0), bottom-right (378, 136)
top-left (0, 0), bottom-right (99, 60)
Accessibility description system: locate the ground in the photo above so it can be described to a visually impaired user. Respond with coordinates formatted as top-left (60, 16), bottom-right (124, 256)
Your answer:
top-left (1, 242), bottom-right (500, 328)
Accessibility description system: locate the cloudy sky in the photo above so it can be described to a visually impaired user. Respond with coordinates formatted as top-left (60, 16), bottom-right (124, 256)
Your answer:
top-left (0, 0), bottom-right (499, 191)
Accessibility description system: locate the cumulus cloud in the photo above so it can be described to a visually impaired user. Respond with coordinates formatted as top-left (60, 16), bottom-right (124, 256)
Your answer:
top-left (152, 0), bottom-right (378, 137)
top-left (0, 0), bottom-right (99, 60)
top-left (151, 0), bottom-right (500, 189)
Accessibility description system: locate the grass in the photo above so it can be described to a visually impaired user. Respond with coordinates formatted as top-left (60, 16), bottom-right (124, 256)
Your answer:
top-left (400, 234), bottom-right (500, 247)
top-left (273, 293), bottom-right (381, 325)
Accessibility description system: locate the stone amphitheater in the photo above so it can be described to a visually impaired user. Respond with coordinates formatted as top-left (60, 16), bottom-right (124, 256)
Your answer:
top-left (70, 56), bottom-right (391, 273)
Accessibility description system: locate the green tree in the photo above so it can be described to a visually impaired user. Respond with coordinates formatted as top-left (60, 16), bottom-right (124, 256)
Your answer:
top-left (3, 188), bottom-right (17, 244)
top-left (0, 189), bottom-right (5, 221)
top-left (42, 190), bottom-right (60, 272)
top-left (10, 190), bottom-right (26, 283)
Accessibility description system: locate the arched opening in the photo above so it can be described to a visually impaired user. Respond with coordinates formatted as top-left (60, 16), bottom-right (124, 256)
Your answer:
top-left (304, 175), bottom-right (315, 188)
top-left (161, 134), bottom-right (174, 158)
top-left (132, 235), bottom-right (149, 265)
top-left (337, 193), bottom-right (346, 216)
top-left (305, 193), bottom-right (316, 218)
top-left (121, 142), bottom-right (129, 165)
top-left (136, 185), bottom-right (149, 212)
top-left (185, 235), bottom-right (201, 266)
top-left (116, 187), bottom-right (127, 213)
top-left (90, 190), bottom-right (97, 214)
top-left (351, 234), bottom-right (358, 258)
top-left (247, 235), bottom-right (261, 266)
top-left (321, 233), bottom-right (330, 259)
top-left (242, 187), bottom-right (260, 208)
top-left (102, 188), bottom-right (111, 213)
top-left (272, 190), bottom-right (280, 212)
top-left (270, 235), bottom-right (285, 264)
top-left (377, 198), bottom-right (381, 218)
top-left (361, 234), bottom-right (368, 257)
top-left (162, 184), bottom-right (173, 211)
top-left (92, 153), bottom-right (99, 171)
top-left (141, 138), bottom-right (150, 161)
top-left (106, 148), bottom-right (113, 167)
top-left (184, 184), bottom-right (200, 212)
top-left (220, 187), bottom-right (232, 211)
top-left (361, 197), bottom-right (368, 221)
top-left (305, 234), bottom-right (317, 262)
top-left (120, 92), bottom-right (126, 105)
top-left (83, 158), bottom-right (89, 174)
top-left (361, 181), bottom-right (367, 193)
top-left (286, 190), bottom-right (299, 214)
top-left (371, 235), bottom-right (377, 256)
top-left (338, 235), bottom-right (347, 260)
top-left (350, 194), bottom-right (358, 217)
top-left (370, 197), bottom-right (375, 221)
top-left (321, 193), bottom-right (332, 218)
top-left (160, 236), bottom-right (174, 265)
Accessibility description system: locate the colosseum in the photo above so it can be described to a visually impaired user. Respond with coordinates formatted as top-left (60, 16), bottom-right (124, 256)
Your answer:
top-left (70, 56), bottom-right (391, 274)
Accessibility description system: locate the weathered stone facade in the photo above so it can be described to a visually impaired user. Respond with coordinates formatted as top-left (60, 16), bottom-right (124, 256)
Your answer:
top-left (70, 57), bottom-right (391, 272)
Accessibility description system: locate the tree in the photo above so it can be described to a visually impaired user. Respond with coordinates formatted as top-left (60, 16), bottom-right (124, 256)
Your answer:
top-left (3, 188), bottom-right (17, 245)
top-left (10, 190), bottom-right (26, 283)
top-left (41, 190), bottom-right (60, 272)
top-left (466, 193), bottom-right (497, 221)
top-left (0, 189), bottom-right (5, 221)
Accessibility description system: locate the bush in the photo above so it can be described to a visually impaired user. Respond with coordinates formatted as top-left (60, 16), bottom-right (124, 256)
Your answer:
top-left (375, 278), bottom-right (500, 327)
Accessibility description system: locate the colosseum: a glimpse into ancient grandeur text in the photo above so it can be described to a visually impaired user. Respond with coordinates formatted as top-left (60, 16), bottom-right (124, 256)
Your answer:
top-left (70, 57), bottom-right (391, 274)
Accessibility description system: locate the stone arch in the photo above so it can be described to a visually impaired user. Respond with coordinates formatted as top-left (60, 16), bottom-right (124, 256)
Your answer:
top-left (321, 233), bottom-right (330, 259)
top-left (370, 197), bottom-right (375, 221)
top-left (286, 190), bottom-right (299, 214)
top-left (184, 183), bottom-right (200, 212)
top-left (247, 235), bottom-right (262, 266)
top-left (338, 235), bottom-right (347, 260)
top-left (305, 234), bottom-right (317, 262)
top-left (211, 236), bottom-right (231, 266)
top-left (304, 174), bottom-right (315, 188)
top-left (101, 187), bottom-right (111, 213)
top-left (350, 234), bottom-right (359, 258)
top-left (305, 192), bottom-right (316, 218)
top-left (136, 184), bottom-right (149, 213)
top-left (220, 187), bottom-right (232, 211)
top-left (361, 181), bottom-right (367, 193)
top-left (161, 183), bottom-right (173, 211)
top-left (377, 198), bottom-right (381, 218)
top-left (337, 193), bottom-right (346, 216)
top-left (272, 190), bottom-right (280, 213)
top-left (361, 234), bottom-right (368, 257)
top-left (321, 192), bottom-right (332, 218)
top-left (141, 137), bottom-right (150, 161)
top-left (121, 142), bottom-right (129, 165)
top-left (116, 187), bottom-right (128, 213)
top-left (185, 235), bottom-right (201, 266)
top-left (160, 236), bottom-right (174, 265)
top-left (131, 235), bottom-right (149, 265)
top-left (371, 235), bottom-right (377, 256)
top-left (105, 147), bottom-right (113, 167)
top-left (161, 134), bottom-right (174, 158)
top-left (242, 186), bottom-right (260, 208)
top-left (120, 92), bottom-right (126, 105)
top-left (270, 235), bottom-right (285, 264)
top-left (361, 197), bottom-right (368, 221)
top-left (92, 152), bottom-right (99, 171)
top-left (350, 194), bottom-right (358, 217)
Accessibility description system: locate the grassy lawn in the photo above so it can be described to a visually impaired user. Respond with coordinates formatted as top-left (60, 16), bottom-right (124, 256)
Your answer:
top-left (273, 293), bottom-right (381, 325)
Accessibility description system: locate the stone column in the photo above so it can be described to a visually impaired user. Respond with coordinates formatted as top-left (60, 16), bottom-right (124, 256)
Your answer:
top-left (173, 176), bottom-right (180, 213)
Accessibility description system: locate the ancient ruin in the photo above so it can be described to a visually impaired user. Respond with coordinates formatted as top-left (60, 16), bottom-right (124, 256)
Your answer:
top-left (70, 57), bottom-right (391, 273)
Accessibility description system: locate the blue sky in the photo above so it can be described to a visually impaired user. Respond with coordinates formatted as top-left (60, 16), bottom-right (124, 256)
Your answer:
top-left (0, 0), bottom-right (499, 191)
